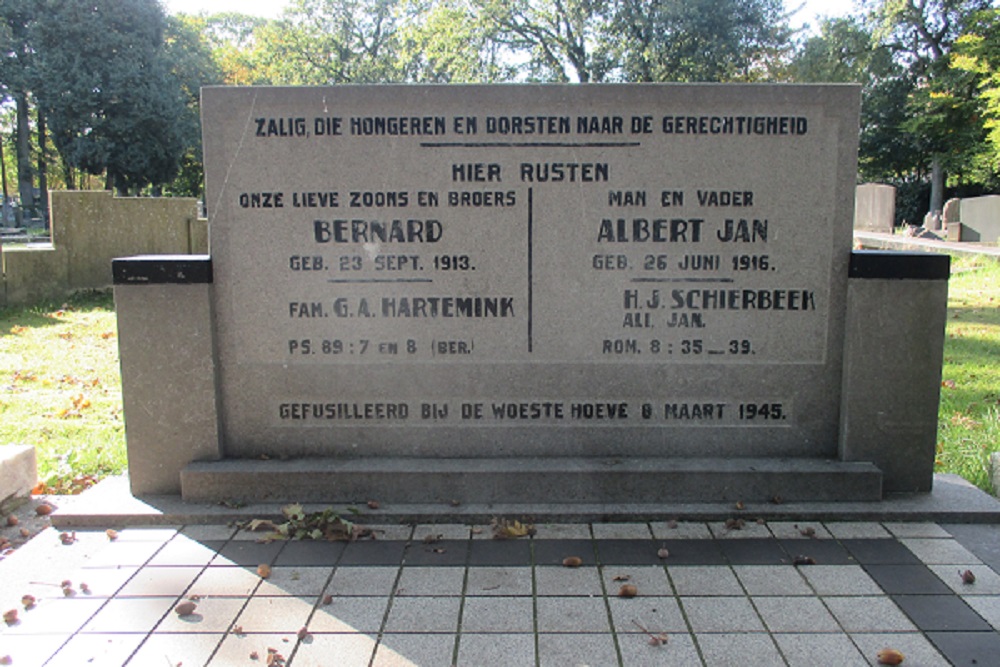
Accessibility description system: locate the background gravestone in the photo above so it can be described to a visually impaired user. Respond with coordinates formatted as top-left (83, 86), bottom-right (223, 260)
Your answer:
top-left (201, 84), bottom-right (860, 463)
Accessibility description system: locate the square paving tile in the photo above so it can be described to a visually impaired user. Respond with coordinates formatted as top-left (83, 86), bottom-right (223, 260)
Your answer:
top-left (534, 565), bottom-right (603, 596)
top-left (768, 522), bottom-right (832, 539)
top-left (338, 541), bottom-right (408, 566)
top-left (778, 538), bottom-right (856, 565)
top-left (591, 522), bottom-right (652, 539)
top-left (892, 594), bottom-right (993, 632)
top-left (0, 634), bottom-right (68, 665)
top-left (130, 633), bottom-right (224, 665)
top-left (44, 633), bottom-right (145, 667)
top-left (460, 596), bottom-right (534, 632)
top-left (718, 538), bottom-right (789, 565)
top-left (288, 633), bottom-right (378, 667)
top-left (368, 525), bottom-right (414, 541)
top-left (733, 565), bottom-right (812, 596)
top-left (754, 596), bottom-right (841, 633)
top-left (2, 598), bottom-right (100, 635)
top-left (823, 596), bottom-right (918, 633)
top-left (607, 595), bottom-right (688, 634)
top-left (823, 522), bottom-right (892, 539)
top-left (695, 632), bottom-right (783, 664)
top-left (798, 565), bottom-right (883, 596)
top-left (210, 632), bottom-right (316, 666)
top-left (309, 597), bottom-right (389, 633)
top-left (188, 565), bottom-right (262, 597)
top-left (213, 541), bottom-right (285, 567)
top-left (532, 539), bottom-right (596, 566)
top-left (619, 631), bottom-right (701, 665)
top-left (458, 632), bottom-right (534, 665)
top-left (535, 596), bottom-right (612, 633)
top-left (963, 596), bottom-right (1000, 630)
top-left (146, 536), bottom-right (220, 566)
top-left (534, 524), bottom-right (592, 539)
top-left (403, 540), bottom-right (469, 566)
top-left (84, 540), bottom-right (166, 567)
top-left (928, 564), bottom-right (1000, 595)
top-left (65, 566), bottom-right (138, 598)
top-left (901, 538), bottom-right (984, 565)
top-left (708, 520), bottom-right (772, 539)
top-left (395, 566), bottom-right (465, 597)
top-left (669, 566), bottom-right (743, 596)
top-left (80, 596), bottom-right (176, 633)
top-left (373, 632), bottom-right (458, 666)
top-left (927, 630), bottom-right (1000, 665)
top-left (413, 524), bottom-right (472, 541)
top-left (154, 596), bottom-right (245, 633)
top-left (681, 596), bottom-right (765, 633)
top-left (180, 524), bottom-right (238, 541)
top-left (326, 566), bottom-right (400, 596)
top-left (537, 632), bottom-right (619, 666)
top-left (883, 522), bottom-right (952, 539)
top-left (941, 523), bottom-right (1000, 571)
top-left (656, 539), bottom-right (725, 565)
top-left (649, 521), bottom-right (712, 540)
top-left (273, 541), bottom-right (345, 566)
top-left (116, 565), bottom-right (201, 597)
top-left (466, 539), bottom-right (531, 566)
top-left (840, 539), bottom-right (921, 565)
top-left (383, 596), bottom-right (462, 633)
top-left (865, 564), bottom-right (952, 595)
top-left (256, 565), bottom-right (333, 597)
top-left (464, 566), bottom-right (533, 596)
top-left (773, 632), bottom-right (868, 667)
top-left (234, 595), bottom-right (315, 632)
top-left (850, 632), bottom-right (949, 667)
top-left (595, 539), bottom-right (664, 565)
top-left (602, 565), bottom-right (672, 596)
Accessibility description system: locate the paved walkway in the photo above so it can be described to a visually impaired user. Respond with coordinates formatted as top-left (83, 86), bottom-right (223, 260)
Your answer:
top-left (3, 519), bottom-right (1000, 665)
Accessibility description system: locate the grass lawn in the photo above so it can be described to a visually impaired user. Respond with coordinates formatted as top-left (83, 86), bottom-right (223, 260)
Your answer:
top-left (1, 255), bottom-right (999, 494)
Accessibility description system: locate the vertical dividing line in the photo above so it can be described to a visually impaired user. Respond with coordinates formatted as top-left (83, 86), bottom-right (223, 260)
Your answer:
top-left (528, 187), bottom-right (534, 354)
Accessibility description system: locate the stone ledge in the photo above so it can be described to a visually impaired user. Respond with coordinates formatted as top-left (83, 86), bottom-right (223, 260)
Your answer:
top-left (179, 457), bottom-right (882, 505)
top-left (0, 445), bottom-right (37, 500)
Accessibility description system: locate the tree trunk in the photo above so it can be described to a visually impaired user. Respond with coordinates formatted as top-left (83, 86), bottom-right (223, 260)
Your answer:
top-left (15, 93), bottom-right (34, 225)
top-left (37, 108), bottom-right (49, 230)
top-left (927, 157), bottom-right (944, 230)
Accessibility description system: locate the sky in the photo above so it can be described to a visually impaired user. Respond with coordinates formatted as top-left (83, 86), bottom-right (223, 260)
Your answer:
top-left (163, 0), bottom-right (861, 33)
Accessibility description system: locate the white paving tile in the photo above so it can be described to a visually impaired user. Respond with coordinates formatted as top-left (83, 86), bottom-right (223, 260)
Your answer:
top-left (900, 538), bottom-right (983, 565)
top-left (823, 522), bottom-right (891, 539)
top-left (681, 597), bottom-right (765, 633)
top-left (649, 521), bottom-right (712, 540)
top-left (669, 566), bottom-right (743, 596)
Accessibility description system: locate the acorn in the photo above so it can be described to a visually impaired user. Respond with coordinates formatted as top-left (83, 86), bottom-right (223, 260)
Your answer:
top-left (562, 556), bottom-right (583, 568)
top-left (3, 609), bottom-right (18, 625)
top-left (618, 584), bottom-right (638, 598)
top-left (961, 569), bottom-right (976, 584)
top-left (174, 601), bottom-right (198, 617)
top-left (257, 564), bottom-right (272, 579)
top-left (876, 647), bottom-right (904, 665)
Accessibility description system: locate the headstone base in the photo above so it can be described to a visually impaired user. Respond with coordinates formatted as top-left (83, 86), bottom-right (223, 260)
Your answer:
top-left (180, 457), bottom-right (882, 505)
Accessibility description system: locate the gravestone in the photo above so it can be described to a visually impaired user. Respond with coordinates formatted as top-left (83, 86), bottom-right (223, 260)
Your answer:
top-left (854, 183), bottom-right (896, 233)
top-left (113, 84), bottom-right (950, 506)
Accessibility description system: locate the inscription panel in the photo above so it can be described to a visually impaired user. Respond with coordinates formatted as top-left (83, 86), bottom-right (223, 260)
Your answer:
top-left (203, 85), bottom-right (859, 458)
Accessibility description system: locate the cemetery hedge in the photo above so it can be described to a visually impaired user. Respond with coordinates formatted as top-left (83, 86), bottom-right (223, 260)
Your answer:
top-left (0, 257), bottom-right (998, 494)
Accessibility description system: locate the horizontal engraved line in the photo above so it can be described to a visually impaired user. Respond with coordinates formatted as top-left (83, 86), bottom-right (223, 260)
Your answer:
top-left (631, 277), bottom-right (736, 284)
top-left (420, 141), bottom-right (642, 148)
top-left (327, 278), bottom-right (435, 284)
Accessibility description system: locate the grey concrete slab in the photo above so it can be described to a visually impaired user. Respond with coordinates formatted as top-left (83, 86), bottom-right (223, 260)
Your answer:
top-left (383, 596), bottom-right (462, 633)
top-left (773, 632), bottom-right (868, 667)
top-left (753, 596), bottom-right (841, 633)
top-left (695, 632), bottom-right (783, 665)
top-left (458, 633), bottom-right (535, 666)
top-left (680, 597), bottom-right (765, 633)
top-left (537, 632), bottom-right (620, 666)
top-left (460, 596), bottom-right (534, 633)
top-left (535, 596), bottom-right (613, 633)
top-left (373, 633), bottom-right (458, 666)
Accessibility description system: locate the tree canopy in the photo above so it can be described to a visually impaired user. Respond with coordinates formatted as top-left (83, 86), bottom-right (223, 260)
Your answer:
top-left (2, 0), bottom-right (998, 210)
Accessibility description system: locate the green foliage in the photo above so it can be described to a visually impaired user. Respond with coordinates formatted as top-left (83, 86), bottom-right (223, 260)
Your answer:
top-left (952, 9), bottom-right (1000, 174)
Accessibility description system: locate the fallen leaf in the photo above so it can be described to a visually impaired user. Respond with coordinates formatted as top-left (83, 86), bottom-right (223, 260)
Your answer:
top-left (257, 564), bottom-right (272, 579)
top-left (247, 519), bottom-right (280, 533)
top-left (961, 569), bottom-right (976, 584)
top-left (174, 601), bottom-right (198, 617)
top-left (492, 518), bottom-right (535, 539)
top-left (876, 647), bottom-right (905, 665)
top-left (618, 584), bottom-right (638, 598)
top-left (613, 574), bottom-right (631, 582)
top-left (562, 556), bottom-right (583, 568)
